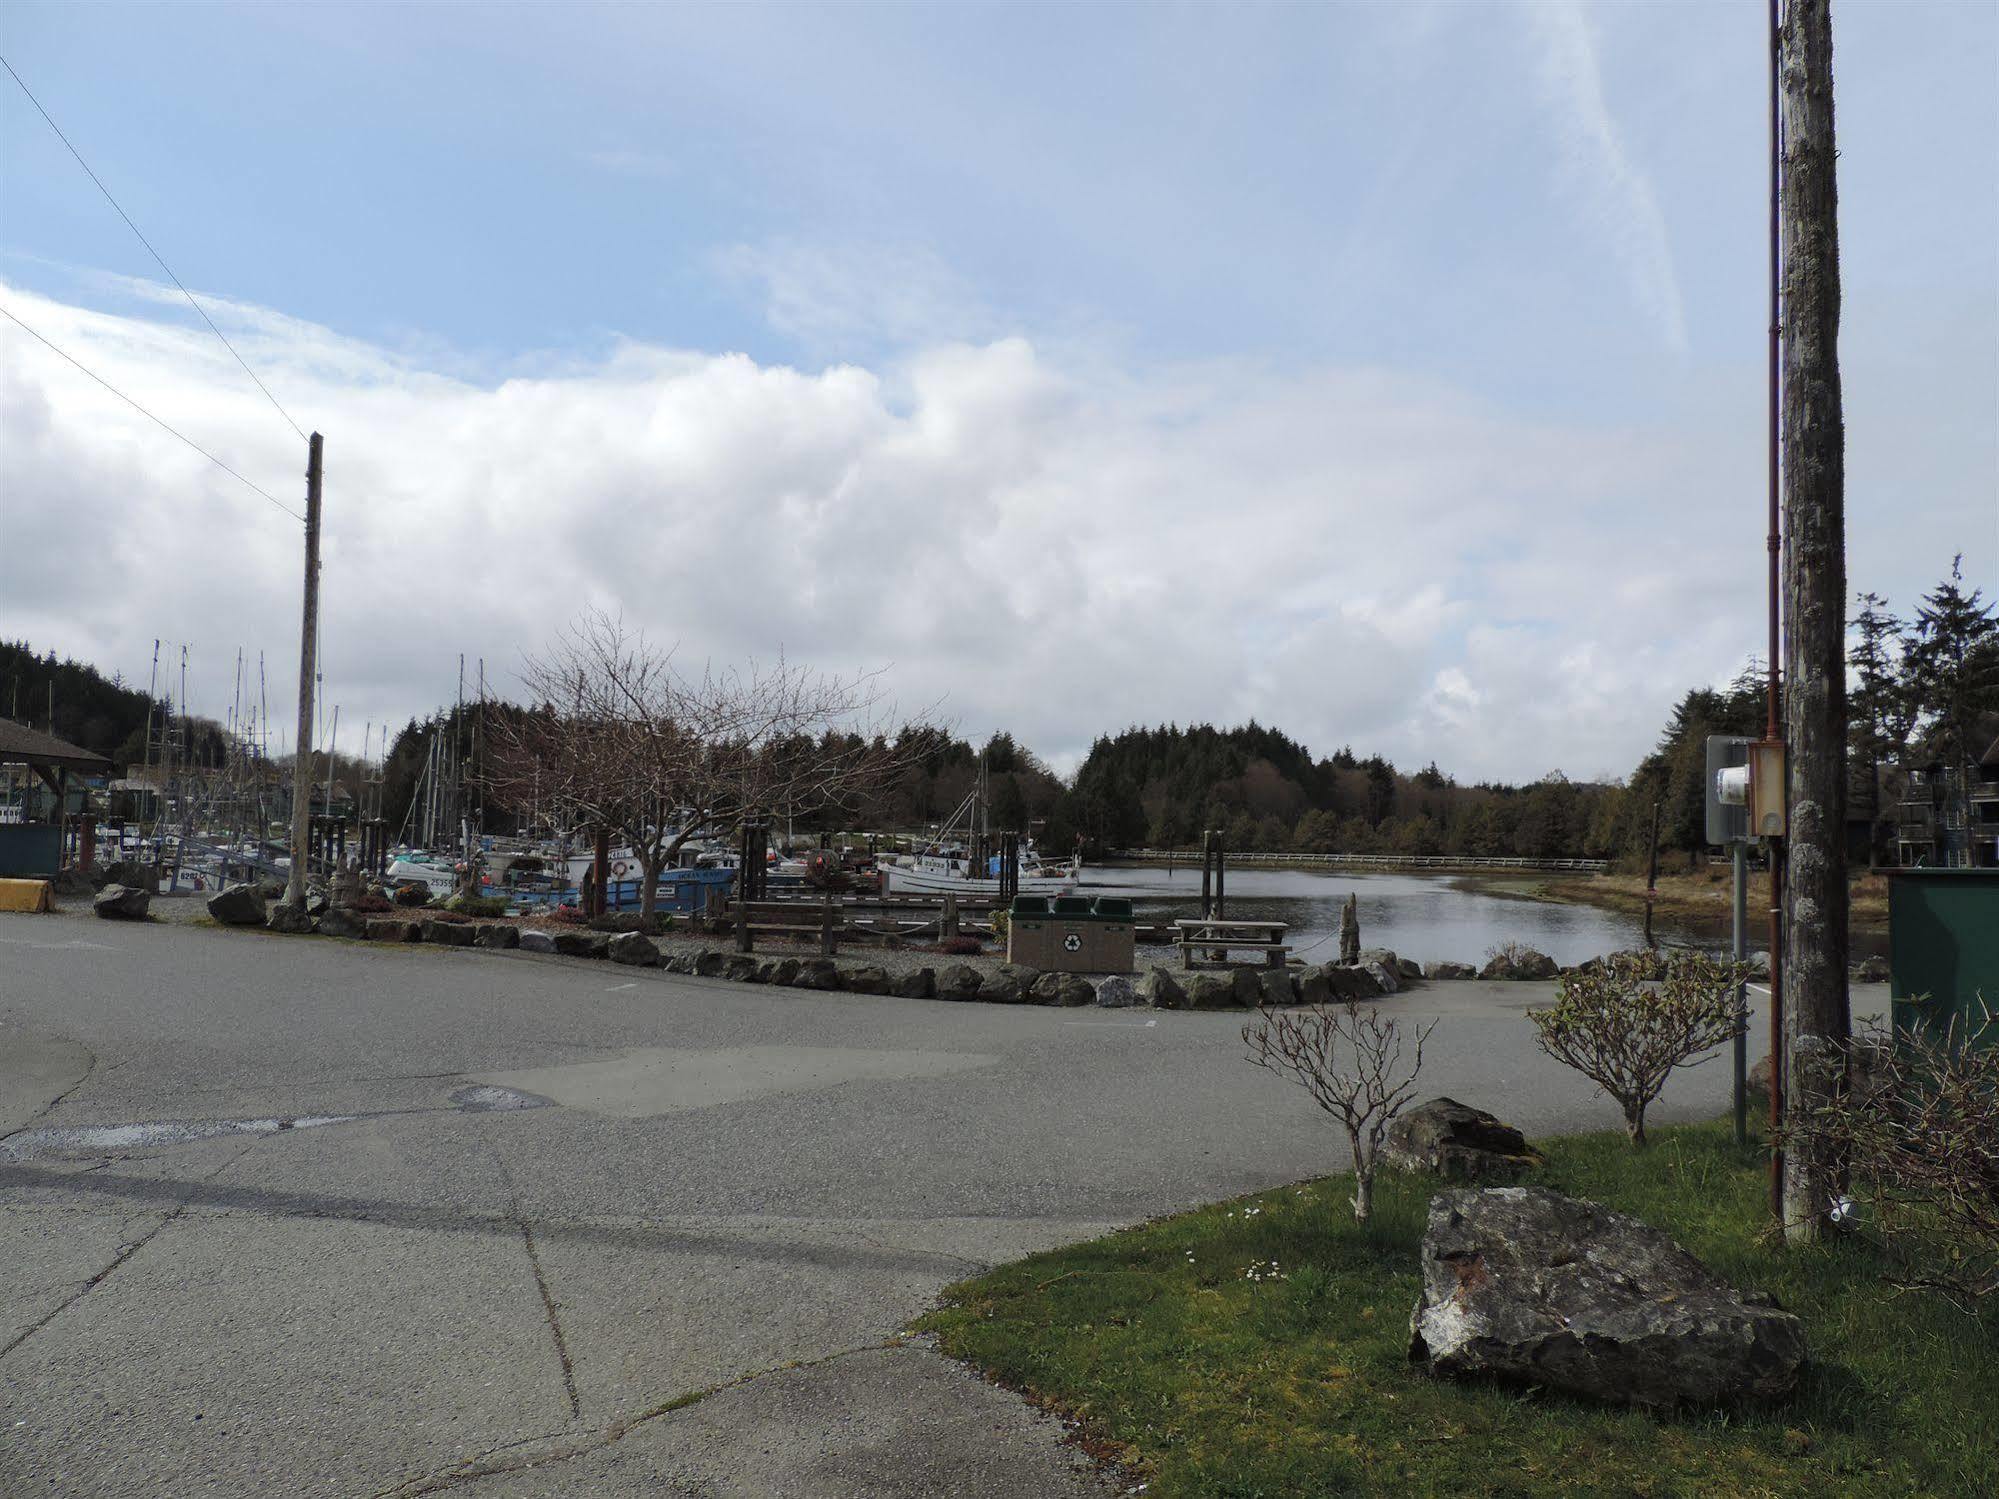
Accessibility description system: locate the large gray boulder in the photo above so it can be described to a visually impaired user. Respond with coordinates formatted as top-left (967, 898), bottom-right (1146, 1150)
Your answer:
top-left (1184, 973), bottom-right (1239, 1010)
top-left (367, 916), bottom-right (420, 943)
top-left (475, 923), bottom-right (520, 950)
top-left (722, 954), bottom-right (761, 982)
top-left (1322, 963), bottom-right (1383, 1002)
top-left (608, 931), bottom-right (661, 966)
top-left (1136, 967), bottom-right (1185, 1009)
top-left (694, 950), bottom-right (728, 977)
top-left (891, 967), bottom-right (935, 1000)
top-left (1481, 947), bottom-right (1559, 981)
top-left (1424, 960), bottom-right (1476, 980)
top-left (518, 930), bottom-right (555, 953)
top-left (1295, 966), bottom-right (1332, 1006)
top-left (844, 965), bottom-right (891, 995)
top-left (1257, 968), bottom-right (1297, 1008)
top-left (265, 902), bottom-right (314, 935)
top-left (1094, 975), bottom-right (1138, 1008)
top-left (1230, 968), bottom-right (1265, 1007)
top-left (979, 965), bottom-right (1037, 1004)
top-left (1357, 950), bottom-right (1401, 994)
top-left (1052, 974), bottom-right (1095, 1007)
top-left (552, 930), bottom-right (609, 959)
top-left (935, 964), bottom-right (984, 1001)
top-left (767, 957), bottom-right (801, 987)
top-left (1385, 1098), bottom-right (1543, 1181)
top-left (421, 918), bottom-right (475, 947)
top-left (316, 908), bottom-right (366, 940)
top-left (1396, 957), bottom-right (1424, 983)
top-left (1409, 1187), bottom-right (1805, 1410)
top-left (93, 884), bottom-right (153, 921)
top-left (789, 957), bottom-right (843, 991)
top-left (206, 883), bottom-right (267, 927)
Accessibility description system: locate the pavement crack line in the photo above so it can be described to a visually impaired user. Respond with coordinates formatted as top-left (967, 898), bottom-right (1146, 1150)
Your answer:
top-left (0, 1039), bottom-right (97, 1149)
top-left (491, 1149), bottom-right (581, 1424)
top-left (0, 1136), bottom-right (260, 1361)
top-left (371, 1339), bottom-right (903, 1498)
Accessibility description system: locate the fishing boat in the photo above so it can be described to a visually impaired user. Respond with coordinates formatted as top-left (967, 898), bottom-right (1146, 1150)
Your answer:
top-left (878, 765), bottom-right (1082, 896)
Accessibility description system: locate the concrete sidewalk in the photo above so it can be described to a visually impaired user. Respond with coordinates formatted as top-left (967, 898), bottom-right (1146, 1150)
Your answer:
top-left (0, 912), bottom-right (1884, 1497)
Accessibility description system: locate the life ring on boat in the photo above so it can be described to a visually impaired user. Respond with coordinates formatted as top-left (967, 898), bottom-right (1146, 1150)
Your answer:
top-left (613, 861), bottom-right (631, 878)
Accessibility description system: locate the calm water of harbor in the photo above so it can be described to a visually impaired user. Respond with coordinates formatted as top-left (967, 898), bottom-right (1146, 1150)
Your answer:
top-left (1079, 865), bottom-right (1725, 968)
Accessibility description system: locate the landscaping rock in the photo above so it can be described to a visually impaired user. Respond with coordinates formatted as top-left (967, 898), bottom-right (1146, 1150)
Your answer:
top-left (1358, 950), bottom-right (1402, 993)
top-left (1184, 973), bottom-right (1238, 1010)
top-left (1053, 974), bottom-right (1095, 1007)
top-left (552, 930), bottom-right (609, 959)
top-left (694, 950), bottom-right (727, 977)
top-left (474, 923), bottom-right (519, 950)
top-left (1480, 947), bottom-right (1560, 981)
top-left (518, 930), bottom-right (554, 953)
top-left (935, 964), bottom-right (983, 1001)
top-left (367, 916), bottom-right (419, 943)
top-left (304, 889), bottom-right (330, 918)
top-left (609, 931), bottom-right (661, 966)
top-left (1853, 954), bottom-right (1890, 984)
top-left (1385, 1097), bottom-right (1543, 1181)
top-left (1424, 960), bottom-right (1477, 980)
top-left (1295, 967), bottom-right (1332, 1006)
top-left (1397, 957), bottom-right (1423, 982)
top-left (1258, 968), bottom-right (1297, 1007)
top-left (315, 909), bottom-right (366, 940)
top-left (92, 884), bottom-right (152, 921)
top-left (1321, 962), bottom-right (1382, 1002)
top-left (844, 965), bottom-right (891, 995)
top-left (1094, 975), bottom-right (1138, 1008)
top-left (1230, 967), bottom-right (1265, 1007)
top-left (1136, 967), bottom-right (1185, 1009)
top-left (422, 919), bottom-right (475, 947)
top-left (206, 883), bottom-right (267, 927)
top-left (891, 967), bottom-right (935, 1000)
top-left (769, 957), bottom-right (801, 987)
top-left (979, 965), bottom-right (1038, 1004)
top-left (266, 902), bottom-right (314, 935)
top-left (723, 955), bottom-right (760, 983)
top-left (663, 950), bottom-right (697, 974)
top-left (790, 957), bottom-right (842, 991)
top-left (1409, 1186), bottom-right (1805, 1409)
top-left (1027, 972), bottom-right (1064, 1005)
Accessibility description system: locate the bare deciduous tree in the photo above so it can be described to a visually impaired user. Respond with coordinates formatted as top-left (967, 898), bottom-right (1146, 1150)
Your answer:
top-left (1790, 1005), bottom-right (1999, 1305)
top-left (1242, 1001), bottom-right (1434, 1223)
top-left (1528, 953), bottom-right (1750, 1147)
top-left (484, 611), bottom-right (930, 919)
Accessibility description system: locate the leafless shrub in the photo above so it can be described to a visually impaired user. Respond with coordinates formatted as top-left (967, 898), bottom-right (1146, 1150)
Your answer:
top-left (1791, 1003), bottom-right (1999, 1305)
top-left (1243, 1001), bottom-right (1435, 1222)
top-left (1528, 951), bottom-right (1750, 1146)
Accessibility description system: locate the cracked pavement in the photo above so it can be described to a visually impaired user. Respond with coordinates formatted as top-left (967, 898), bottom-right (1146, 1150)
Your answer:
top-left (0, 910), bottom-right (1855, 1497)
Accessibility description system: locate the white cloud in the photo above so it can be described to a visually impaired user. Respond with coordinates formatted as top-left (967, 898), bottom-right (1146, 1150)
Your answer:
top-left (1, 277), bottom-right (1769, 782)
top-left (1525, 0), bottom-right (1689, 355)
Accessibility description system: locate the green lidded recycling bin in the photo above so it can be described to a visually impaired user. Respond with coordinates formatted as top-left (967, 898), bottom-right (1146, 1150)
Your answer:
top-left (1888, 869), bottom-right (1999, 1049)
top-left (1090, 896), bottom-right (1136, 974)
top-left (1006, 895), bottom-right (1053, 967)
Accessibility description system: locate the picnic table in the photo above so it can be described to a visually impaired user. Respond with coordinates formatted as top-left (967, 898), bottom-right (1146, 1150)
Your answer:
top-left (1173, 917), bottom-right (1290, 970)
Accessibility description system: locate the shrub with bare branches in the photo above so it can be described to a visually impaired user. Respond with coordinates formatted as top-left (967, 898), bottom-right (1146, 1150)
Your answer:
top-left (1528, 951), bottom-right (1751, 1147)
top-left (1791, 1005), bottom-right (1999, 1304)
top-left (1242, 1001), bottom-right (1435, 1222)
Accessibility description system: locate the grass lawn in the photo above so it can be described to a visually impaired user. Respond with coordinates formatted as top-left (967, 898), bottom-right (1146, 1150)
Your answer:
top-left (918, 1121), bottom-right (1996, 1498)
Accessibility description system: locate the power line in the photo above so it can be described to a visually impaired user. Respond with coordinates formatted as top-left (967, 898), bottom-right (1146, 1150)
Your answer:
top-left (0, 302), bottom-right (304, 522)
top-left (1, 53), bottom-right (308, 444)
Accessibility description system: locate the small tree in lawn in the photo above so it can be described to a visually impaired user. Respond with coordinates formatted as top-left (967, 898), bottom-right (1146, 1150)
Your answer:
top-left (1242, 1001), bottom-right (1434, 1223)
top-left (1528, 952), bottom-right (1750, 1147)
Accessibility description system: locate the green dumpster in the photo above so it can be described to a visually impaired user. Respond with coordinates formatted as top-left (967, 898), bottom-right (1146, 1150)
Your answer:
top-left (1888, 869), bottom-right (1999, 1048)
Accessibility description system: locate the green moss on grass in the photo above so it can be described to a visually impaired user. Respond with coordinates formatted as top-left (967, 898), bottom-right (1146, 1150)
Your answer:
top-left (917, 1122), bottom-right (1996, 1498)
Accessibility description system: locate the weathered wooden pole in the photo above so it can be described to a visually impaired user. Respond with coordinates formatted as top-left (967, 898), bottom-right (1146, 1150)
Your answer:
top-left (1778, 0), bottom-right (1849, 1243)
top-left (285, 434), bottom-right (322, 908)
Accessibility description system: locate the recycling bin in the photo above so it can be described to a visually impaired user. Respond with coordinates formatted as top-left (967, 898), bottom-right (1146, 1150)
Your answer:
top-left (1888, 869), bottom-right (1999, 1050)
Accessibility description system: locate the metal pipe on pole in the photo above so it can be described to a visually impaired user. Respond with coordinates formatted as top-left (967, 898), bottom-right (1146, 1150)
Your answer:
top-left (1764, 0), bottom-right (1787, 1219)
top-left (286, 433), bottom-right (323, 908)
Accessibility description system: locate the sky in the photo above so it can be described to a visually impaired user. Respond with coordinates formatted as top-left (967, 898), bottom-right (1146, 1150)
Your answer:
top-left (1, 0), bottom-right (1994, 784)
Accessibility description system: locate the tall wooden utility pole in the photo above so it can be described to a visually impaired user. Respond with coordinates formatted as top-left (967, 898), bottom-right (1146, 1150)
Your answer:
top-left (286, 433), bottom-right (323, 907)
top-left (1778, 0), bottom-right (1849, 1242)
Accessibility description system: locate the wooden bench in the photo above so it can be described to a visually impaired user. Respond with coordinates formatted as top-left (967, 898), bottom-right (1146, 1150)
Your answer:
top-left (1173, 918), bottom-right (1290, 970)
top-left (731, 899), bottom-right (843, 956)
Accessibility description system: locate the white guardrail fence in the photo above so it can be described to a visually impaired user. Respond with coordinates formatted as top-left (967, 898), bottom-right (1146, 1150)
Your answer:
top-left (1114, 850), bottom-right (1611, 873)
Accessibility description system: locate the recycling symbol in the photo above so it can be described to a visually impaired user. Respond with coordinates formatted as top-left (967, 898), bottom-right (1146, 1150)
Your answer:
top-left (1063, 933), bottom-right (1082, 952)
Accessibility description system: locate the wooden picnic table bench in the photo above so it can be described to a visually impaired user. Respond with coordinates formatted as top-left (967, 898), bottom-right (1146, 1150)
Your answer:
top-left (1173, 917), bottom-right (1290, 970)
top-left (730, 899), bottom-right (843, 956)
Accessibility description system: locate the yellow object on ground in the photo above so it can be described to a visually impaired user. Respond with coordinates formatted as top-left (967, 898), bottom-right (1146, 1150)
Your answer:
top-left (0, 879), bottom-right (53, 913)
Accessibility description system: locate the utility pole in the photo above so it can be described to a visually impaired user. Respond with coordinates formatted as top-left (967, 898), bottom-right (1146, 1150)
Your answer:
top-left (286, 433), bottom-right (323, 908)
top-left (1778, 0), bottom-right (1849, 1243)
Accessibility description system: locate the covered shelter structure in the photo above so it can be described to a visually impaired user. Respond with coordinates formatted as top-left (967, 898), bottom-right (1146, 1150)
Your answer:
top-left (0, 716), bottom-right (114, 877)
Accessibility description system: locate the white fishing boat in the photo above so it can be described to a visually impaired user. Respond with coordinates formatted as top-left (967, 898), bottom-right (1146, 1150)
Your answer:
top-left (878, 763), bottom-right (1083, 897)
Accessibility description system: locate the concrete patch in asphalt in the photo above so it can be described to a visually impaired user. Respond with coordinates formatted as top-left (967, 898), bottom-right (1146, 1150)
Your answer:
top-left (478, 1045), bottom-right (999, 1119)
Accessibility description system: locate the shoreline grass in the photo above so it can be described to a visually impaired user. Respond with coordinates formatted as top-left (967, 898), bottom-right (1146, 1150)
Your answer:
top-left (917, 1120), bottom-right (1995, 1498)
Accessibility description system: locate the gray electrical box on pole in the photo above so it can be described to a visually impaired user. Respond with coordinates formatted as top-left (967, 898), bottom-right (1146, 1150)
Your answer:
top-left (1705, 735), bottom-right (1753, 848)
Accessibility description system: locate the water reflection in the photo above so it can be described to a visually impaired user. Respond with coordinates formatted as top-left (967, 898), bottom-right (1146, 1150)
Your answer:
top-left (1079, 865), bottom-right (1715, 968)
